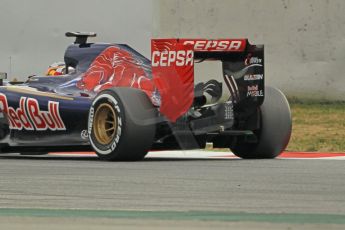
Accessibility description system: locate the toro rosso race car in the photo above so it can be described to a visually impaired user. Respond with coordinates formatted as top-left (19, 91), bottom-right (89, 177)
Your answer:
top-left (0, 32), bottom-right (292, 161)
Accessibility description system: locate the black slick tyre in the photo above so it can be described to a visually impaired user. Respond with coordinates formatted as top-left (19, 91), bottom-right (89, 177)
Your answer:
top-left (88, 88), bottom-right (156, 161)
top-left (231, 86), bottom-right (292, 159)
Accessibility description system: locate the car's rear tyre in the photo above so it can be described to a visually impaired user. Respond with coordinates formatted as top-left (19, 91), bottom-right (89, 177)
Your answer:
top-left (231, 86), bottom-right (292, 159)
top-left (88, 88), bottom-right (156, 161)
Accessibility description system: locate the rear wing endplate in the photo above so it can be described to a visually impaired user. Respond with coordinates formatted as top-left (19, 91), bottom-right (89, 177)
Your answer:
top-left (151, 39), bottom-right (264, 122)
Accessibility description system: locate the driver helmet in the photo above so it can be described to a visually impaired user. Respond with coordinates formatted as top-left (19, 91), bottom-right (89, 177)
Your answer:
top-left (46, 62), bottom-right (66, 76)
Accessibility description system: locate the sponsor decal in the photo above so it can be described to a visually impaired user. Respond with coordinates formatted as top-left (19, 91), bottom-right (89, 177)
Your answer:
top-left (151, 50), bottom-right (194, 67)
top-left (244, 74), bottom-right (264, 81)
top-left (247, 85), bottom-right (264, 97)
top-left (151, 39), bottom-right (194, 122)
top-left (182, 39), bottom-right (245, 52)
top-left (0, 93), bottom-right (65, 131)
top-left (245, 56), bottom-right (262, 66)
top-left (88, 94), bottom-right (122, 155)
top-left (81, 129), bottom-right (89, 139)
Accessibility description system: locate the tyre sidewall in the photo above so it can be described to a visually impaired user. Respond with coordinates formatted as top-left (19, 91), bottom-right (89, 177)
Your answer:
top-left (88, 90), bottom-right (124, 158)
top-left (231, 86), bottom-right (292, 158)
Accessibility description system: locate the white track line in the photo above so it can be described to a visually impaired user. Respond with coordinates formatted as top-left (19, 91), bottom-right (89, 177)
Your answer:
top-left (46, 151), bottom-right (345, 160)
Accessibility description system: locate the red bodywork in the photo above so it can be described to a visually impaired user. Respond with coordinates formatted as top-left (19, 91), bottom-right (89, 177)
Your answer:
top-left (151, 38), bottom-right (247, 122)
top-left (151, 39), bottom-right (194, 122)
top-left (76, 46), bottom-right (155, 98)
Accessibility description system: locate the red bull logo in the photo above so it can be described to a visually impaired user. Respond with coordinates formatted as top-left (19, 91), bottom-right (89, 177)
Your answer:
top-left (0, 93), bottom-right (65, 131)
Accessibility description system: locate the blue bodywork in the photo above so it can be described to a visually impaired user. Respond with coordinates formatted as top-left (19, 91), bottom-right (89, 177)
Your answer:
top-left (0, 42), bottom-right (152, 150)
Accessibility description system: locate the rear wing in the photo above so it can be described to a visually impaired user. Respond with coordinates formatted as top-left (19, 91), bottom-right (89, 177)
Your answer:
top-left (151, 39), bottom-right (264, 122)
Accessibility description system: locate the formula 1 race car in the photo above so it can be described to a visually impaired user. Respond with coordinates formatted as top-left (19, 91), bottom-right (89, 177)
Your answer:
top-left (0, 32), bottom-right (292, 160)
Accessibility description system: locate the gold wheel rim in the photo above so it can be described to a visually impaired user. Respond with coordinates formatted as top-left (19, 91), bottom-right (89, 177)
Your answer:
top-left (93, 103), bottom-right (117, 145)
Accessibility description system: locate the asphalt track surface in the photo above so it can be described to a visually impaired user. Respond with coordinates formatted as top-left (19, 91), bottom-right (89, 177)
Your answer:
top-left (0, 150), bottom-right (345, 229)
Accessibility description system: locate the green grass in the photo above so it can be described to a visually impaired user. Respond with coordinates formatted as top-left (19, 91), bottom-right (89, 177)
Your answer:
top-left (288, 100), bottom-right (345, 152)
